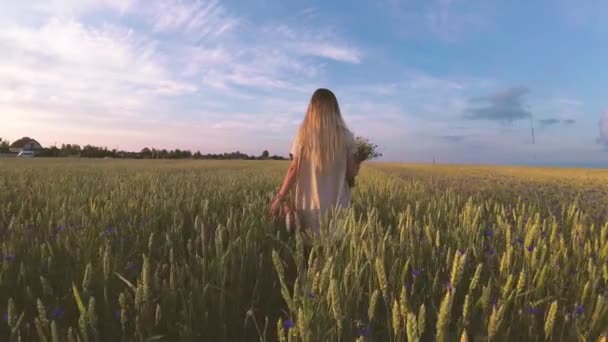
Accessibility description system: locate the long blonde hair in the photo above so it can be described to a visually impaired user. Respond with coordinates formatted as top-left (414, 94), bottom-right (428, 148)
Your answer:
top-left (296, 88), bottom-right (349, 172)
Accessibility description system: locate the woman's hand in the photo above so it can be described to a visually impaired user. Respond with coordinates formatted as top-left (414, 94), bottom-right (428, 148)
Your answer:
top-left (269, 195), bottom-right (284, 218)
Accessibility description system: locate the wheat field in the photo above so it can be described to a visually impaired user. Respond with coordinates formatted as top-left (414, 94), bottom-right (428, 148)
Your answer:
top-left (1, 159), bottom-right (607, 341)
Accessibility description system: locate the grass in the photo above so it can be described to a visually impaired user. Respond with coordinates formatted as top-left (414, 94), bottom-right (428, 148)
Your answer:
top-left (0, 159), bottom-right (607, 341)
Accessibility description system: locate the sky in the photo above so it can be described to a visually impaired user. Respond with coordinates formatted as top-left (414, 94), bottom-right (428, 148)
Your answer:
top-left (1, 0), bottom-right (607, 166)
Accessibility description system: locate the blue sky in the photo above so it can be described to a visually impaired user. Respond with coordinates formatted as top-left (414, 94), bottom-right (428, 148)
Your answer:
top-left (1, 0), bottom-right (607, 166)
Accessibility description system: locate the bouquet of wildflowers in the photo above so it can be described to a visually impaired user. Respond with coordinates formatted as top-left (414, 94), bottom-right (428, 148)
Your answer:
top-left (348, 136), bottom-right (381, 187)
top-left (355, 136), bottom-right (382, 162)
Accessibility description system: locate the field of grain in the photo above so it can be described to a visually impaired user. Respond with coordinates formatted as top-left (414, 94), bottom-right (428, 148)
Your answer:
top-left (1, 159), bottom-right (607, 341)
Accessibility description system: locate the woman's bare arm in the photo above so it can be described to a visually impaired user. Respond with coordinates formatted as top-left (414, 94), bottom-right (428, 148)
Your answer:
top-left (270, 158), bottom-right (299, 217)
top-left (277, 158), bottom-right (299, 199)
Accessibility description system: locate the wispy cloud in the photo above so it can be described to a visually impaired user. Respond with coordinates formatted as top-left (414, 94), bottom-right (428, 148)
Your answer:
top-left (0, 18), bottom-right (196, 116)
top-left (436, 135), bottom-right (468, 143)
top-left (465, 87), bottom-right (532, 122)
top-left (538, 118), bottom-right (577, 127)
top-left (538, 118), bottom-right (560, 127)
top-left (30, 0), bottom-right (135, 17)
top-left (147, 0), bottom-right (238, 40)
top-left (554, 0), bottom-right (607, 31)
top-left (1, 0), bottom-right (364, 151)
top-left (387, 0), bottom-right (494, 41)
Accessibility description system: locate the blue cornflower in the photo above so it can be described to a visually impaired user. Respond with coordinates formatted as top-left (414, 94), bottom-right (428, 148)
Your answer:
top-left (102, 227), bottom-right (116, 236)
top-left (511, 237), bottom-right (524, 246)
top-left (485, 230), bottom-right (494, 238)
top-left (283, 319), bottom-right (294, 330)
top-left (526, 306), bottom-right (542, 315)
top-left (2, 313), bottom-right (8, 322)
top-left (48, 307), bottom-right (65, 320)
top-left (444, 281), bottom-right (454, 291)
top-left (114, 310), bottom-right (121, 319)
top-left (486, 249), bottom-right (495, 256)
top-left (411, 269), bottom-right (422, 277)
top-left (3, 254), bottom-right (15, 262)
top-left (55, 225), bottom-right (66, 233)
top-left (573, 305), bottom-right (584, 317)
top-left (125, 261), bottom-right (138, 272)
top-left (526, 245), bottom-right (535, 252)
top-left (306, 291), bottom-right (315, 299)
top-left (357, 325), bottom-right (371, 337)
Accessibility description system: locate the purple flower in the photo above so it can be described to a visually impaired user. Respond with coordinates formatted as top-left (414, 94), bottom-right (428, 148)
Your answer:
top-left (2, 313), bottom-right (8, 322)
top-left (573, 305), bottom-right (584, 317)
top-left (411, 269), bottom-right (422, 277)
top-left (102, 227), bottom-right (116, 236)
top-left (49, 307), bottom-right (65, 320)
top-left (485, 230), bottom-right (494, 238)
top-left (511, 237), bottom-right (524, 246)
top-left (526, 245), bottom-right (535, 252)
top-left (125, 261), bottom-right (138, 272)
top-left (283, 319), bottom-right (294, 330)
top-left (306, 291), bottom-right (315, 299)
top-left (3, 254), bottom-right (15, 262)
top-left (444, 282), bottom-right (453, 291)
top-left (55, 225), bottom-right (66, 233)
top-left (486, 249), bottom-right (495, 257)
top-left (357, 325), bottom-right (371, 337)
top-left (526, 306), bottom-right (542, 315)
top-left (114, 310), bottom-right (121, 319)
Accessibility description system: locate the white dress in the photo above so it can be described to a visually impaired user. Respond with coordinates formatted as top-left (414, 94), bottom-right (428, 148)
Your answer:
top-left (290, 129), bottom-right (356, 236)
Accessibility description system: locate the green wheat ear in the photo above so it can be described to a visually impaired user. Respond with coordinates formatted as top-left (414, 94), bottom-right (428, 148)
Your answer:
top-left (417, 303), bottom-right (426, 336)
top-left (436, 291), bottom-right (453, 342)
top-left (368, 289), bottom-right (380, 322)
top-left (544, 300), bottom-right (558, 338)
top-left (72, 282), bottom-right (86, 315)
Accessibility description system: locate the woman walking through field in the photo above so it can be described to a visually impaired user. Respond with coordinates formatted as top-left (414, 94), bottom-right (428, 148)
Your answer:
top-left (270, 88), bottom-right (360, 237)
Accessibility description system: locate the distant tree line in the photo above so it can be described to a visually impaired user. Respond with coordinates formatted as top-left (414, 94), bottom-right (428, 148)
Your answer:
top-left (0, 137), bottom-right (286, 160)
top-left (0, 138), bottom-right (9, 153)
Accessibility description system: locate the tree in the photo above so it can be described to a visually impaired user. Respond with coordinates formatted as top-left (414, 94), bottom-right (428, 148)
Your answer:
top-left (0, 138), bottom-right (9, 153)
top-left (141, 147), bottom-right (152, 158)
top-left (261, 150), bottom-right (269, 159)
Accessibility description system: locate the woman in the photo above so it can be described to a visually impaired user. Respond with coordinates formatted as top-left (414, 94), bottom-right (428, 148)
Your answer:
top-left (270, 88), bottom-right (360, 236)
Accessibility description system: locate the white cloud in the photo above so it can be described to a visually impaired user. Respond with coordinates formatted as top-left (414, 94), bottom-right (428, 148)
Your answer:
top-left (0, 0), bottom-right (365, 153)
top-left (386, 0), bottom-right (493, 41)
top-left (295, 42), bottom-right (361, 64)
top-left (0, 17), bottom-right (196, 120)
top-left (147, 0), bottom-right (239, 39)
